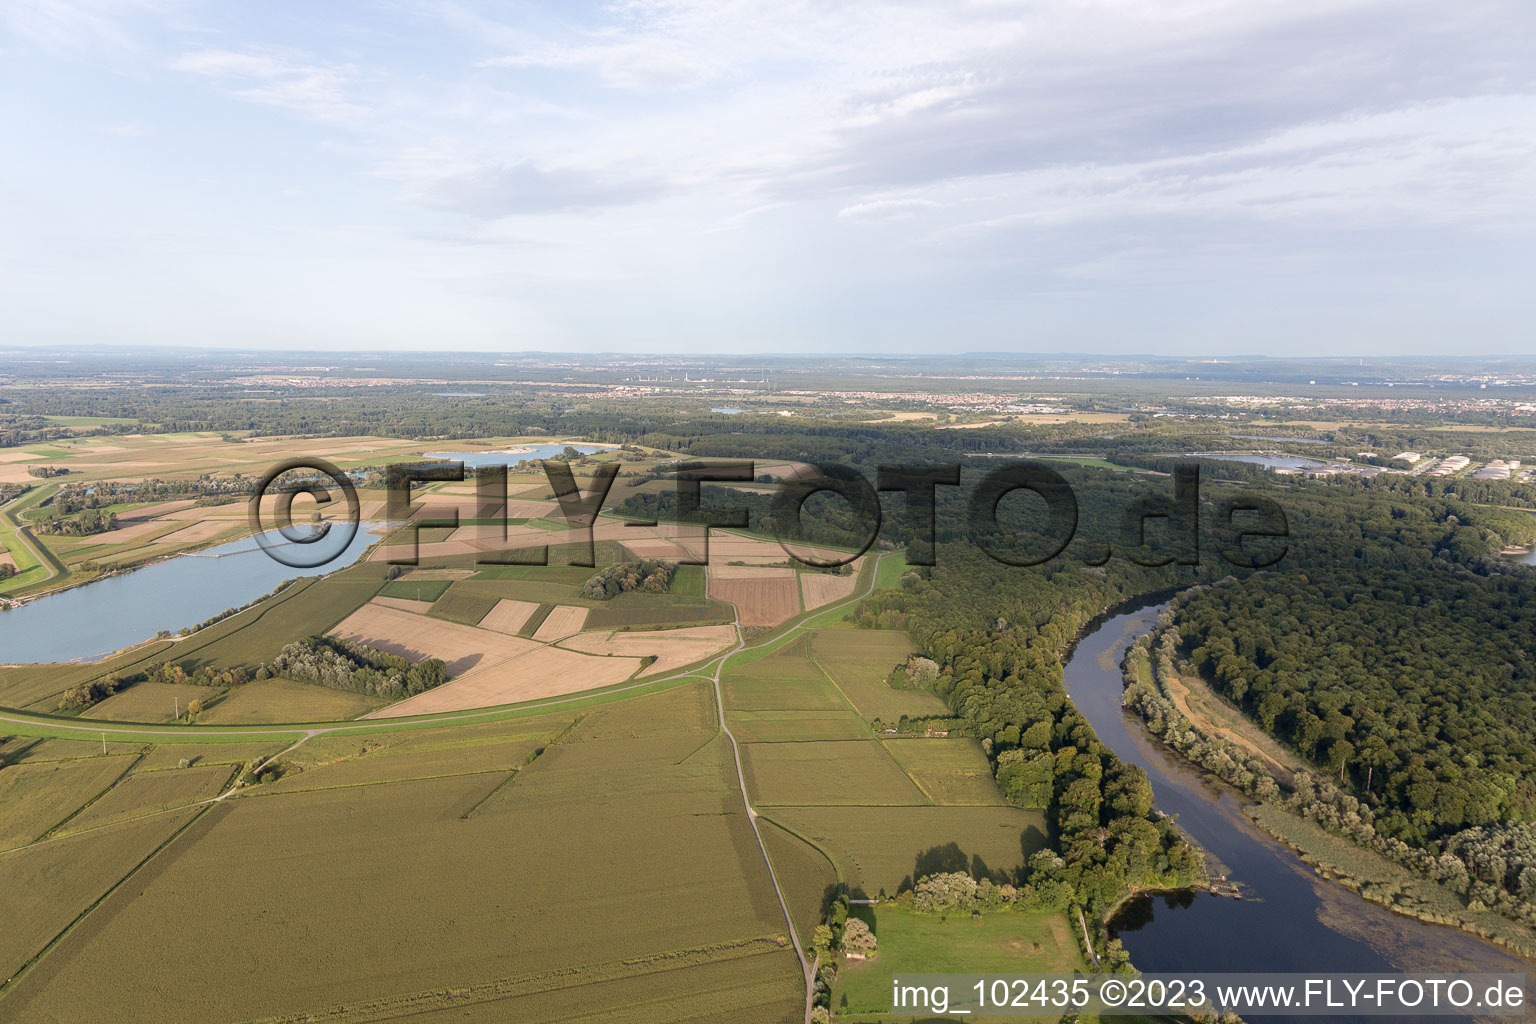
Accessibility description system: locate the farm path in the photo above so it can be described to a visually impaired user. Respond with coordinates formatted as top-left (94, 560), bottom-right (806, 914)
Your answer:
top-left (705, 551), bottom-right (886, 1024)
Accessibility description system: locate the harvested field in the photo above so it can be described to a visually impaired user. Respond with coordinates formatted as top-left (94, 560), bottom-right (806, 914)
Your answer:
top-left (766, 805), bottom-right (1050, 895)
top-left (708, 574), bottom-right (800, 628)
top-left (710, 564), bottom-right (795, 581)
top-left (799, 568), bottom-right (859, 610)
top-left (370, 595), bottom-right (434, 613)
top-left (741, 740), bottom-right (926, 806)
top-left (882, 738), bottom-right (1006, 805)
top-left (477, 598), bottom-right (541, 635)
top-left (363, 644), bottom-right (642, 717)
top-left (703, 535), bottom-right (791, 565)
top-left (157, 520), bottom-right (238, 546)
top-left (113, 499), bottom-right (197, 520)
top-left (532, 604), bottom-right (587, 640)
top-left (558, 623), bottom-right (736, 676)
top-left (398, 568), bottom-right (475, 580)
top-left (94, 519), bottom-right (177, 544)
top-left (332, 601), bottom-right (541, 675)
top-left (618, 537), bottom-right (697, 561)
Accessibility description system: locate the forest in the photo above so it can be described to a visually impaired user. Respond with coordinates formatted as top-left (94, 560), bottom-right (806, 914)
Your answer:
top-left (1177, 571), bottom-right (1536, 844)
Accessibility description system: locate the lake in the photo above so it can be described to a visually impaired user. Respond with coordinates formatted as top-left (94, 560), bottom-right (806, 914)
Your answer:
top-left (0, 524), bottom-right (381, 665)
top-left (1066, 601), bottom-right (1533, 1023)
top-left (420, 443), bottom-right (608, 470)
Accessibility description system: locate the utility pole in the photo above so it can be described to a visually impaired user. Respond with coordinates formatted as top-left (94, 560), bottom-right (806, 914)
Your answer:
top-left (174, 695), bottom-right (180, 720)
top-left (101, 733), bottom-right (106, 754)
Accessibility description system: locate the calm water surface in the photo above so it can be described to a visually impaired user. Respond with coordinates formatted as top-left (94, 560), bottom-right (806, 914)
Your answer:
top-left (421, 443), bottom-right (607, 470)
top-left (0, 524), bottom-right (379, 665)
top-left (1066, 602), bottom-right (1533, 1023)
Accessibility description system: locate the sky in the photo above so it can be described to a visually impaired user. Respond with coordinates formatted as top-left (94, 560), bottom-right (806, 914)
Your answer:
top-left (2, 0), bottom-right (1534, 356)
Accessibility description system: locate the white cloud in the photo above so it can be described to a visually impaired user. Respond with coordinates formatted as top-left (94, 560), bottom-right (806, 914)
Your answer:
top-left (170, 48), bottom-right (367, 123)
top-left (837, 198), bottom-right (940, 221)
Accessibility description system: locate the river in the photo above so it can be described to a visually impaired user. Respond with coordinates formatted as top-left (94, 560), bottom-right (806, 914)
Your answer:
top-left (1064, 600), bottom-right (1533, 1023)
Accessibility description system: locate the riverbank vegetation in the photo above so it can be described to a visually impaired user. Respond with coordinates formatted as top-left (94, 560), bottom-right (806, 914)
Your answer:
top-left (1124, 609), bottom-right (1536, 956)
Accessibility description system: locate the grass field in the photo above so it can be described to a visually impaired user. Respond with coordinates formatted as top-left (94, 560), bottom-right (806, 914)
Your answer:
top-left (882, 738), bottom-right (1007, 805)
top-left (764, 806), bottom-right (1050, 897)
top-left (427, 586), bottom-right (499, 625)
top-left (835, 906), bottom-right (1085, 1018)
top-left (380, 578), bottom-right (452, 602)
top-left (742, 740), bottom-right (927, 806)
top-left (670, 563), bottom-right (706, 596)
top-left (809, 629), bottom-right (947, 721)
top-left (726, 710), bottom-right (871, 743)
top-left (0, 754), bottom-right (138, 850)
top-left (81, 682), bottom-right (221, 723)
top-left (193, 678), bottom-right (387, 724)
top-left (721, 636), bottom-right (847, 711)
top-left (0, 808), bottom-right (206, 983)
top-left (56, 763), bottom-right (233, 833)
top-left (760, 818), bottom-right (838, 944)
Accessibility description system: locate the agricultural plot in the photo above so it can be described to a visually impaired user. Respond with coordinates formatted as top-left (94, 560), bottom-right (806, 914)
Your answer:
top-left (882, 738), bottom-right (1007, 805)
top-left (135, 741), bottom-right (286, 770)
top-left (765, 805), bottom-right (1050, 897)
top-left (362, 644), bottom-right (643, 718)
top-left (708, 571), bottom-right (801, 628)
top-left (0, 807), bottom-right (205, 983)
top-left (56, 763), bottom-right (232, 833)
top-left (178, 570), bottom-right (386, 669)
top-left (741, 740), bottom-right (927, 806)
top-left (427, 586), bottom-right (499, 625)
top-left (760, 819), bottom-right (838, 944)
top-left (799, 566), bottom-right (860, 610)
top-left (809, 628), bottom-right (947, 721)
top-left (721, 637), bottom-right (846, 711)
top-left (583, 590), bottom-right (733, 629)
top-left (726, 710), bottom-right (871, 743)
top-left (477, 598), bottom-right (540, 635)
top-left (193, 678), bottom-right (387, 724)
top-left (331, 600), bottom-right (541, 675)
top-left (558, 623), bottom-right (736, 676)
top-left (0, 684), bottom-right (798, 1024)
top-left (379, 578), bottom-right (451, 603)
top-left (710, 564), bottom-right (795, 580)
top-left (836, 906), bottom-right (1084, 1017)
top-left (0, 755), bottom-right (138, 850)
top-left (370, 594), bottom-right (434, 613)
top-left (531, 603), bottom-right (588, 640)
top-left (81, 682), bottom-right (221, 723)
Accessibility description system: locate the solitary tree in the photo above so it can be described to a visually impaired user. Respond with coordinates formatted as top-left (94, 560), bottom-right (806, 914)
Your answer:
top-left (842, 918), bottom-right (877, 959)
